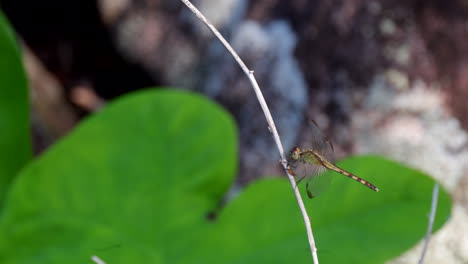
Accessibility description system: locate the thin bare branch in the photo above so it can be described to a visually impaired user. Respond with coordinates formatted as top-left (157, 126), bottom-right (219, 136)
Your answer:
top-left (91, 255), bottom-right (106, 264)
top-left (181, 1), bottom-right (319, 263)
top-left (418, 183), bottom-right (439, 264)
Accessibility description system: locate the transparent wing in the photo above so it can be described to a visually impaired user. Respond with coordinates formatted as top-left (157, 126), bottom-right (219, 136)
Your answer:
top-left (287, 119), bottom-right (336, 198)
top-left (286, 119), bottom-right (334, 162)
top-left (306, 120), bottom-right (335, 198)
top-left (289, 151), bottom-right (333, 199)
top-left (305, 165), bottom-right (332, 199)
top-left (306, 119), bottom-right (335, 162)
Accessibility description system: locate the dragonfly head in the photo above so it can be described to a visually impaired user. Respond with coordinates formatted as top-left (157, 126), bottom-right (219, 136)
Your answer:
top-left (289, 147), bottom-right (302, 161)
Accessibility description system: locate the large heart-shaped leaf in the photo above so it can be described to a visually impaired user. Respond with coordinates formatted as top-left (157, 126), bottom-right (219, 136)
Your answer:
top-left (0, 10), bottom-right (31, 204)
top-left (0, 90), bottom-right (451, 263)
top-left (190, 156), bottom-right (451, 264)
top-left (0, 89), bottom-right (237, 263)
top-left (294, 156), bottom-right (451, 263)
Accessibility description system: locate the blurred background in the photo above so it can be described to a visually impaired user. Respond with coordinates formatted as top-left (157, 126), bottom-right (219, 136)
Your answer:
top-left (1, 0), bottom-right (468, 262)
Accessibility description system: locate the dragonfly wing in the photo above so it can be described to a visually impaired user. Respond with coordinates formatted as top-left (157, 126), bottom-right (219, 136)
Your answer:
top-left (307, 119), bottom-right (335, 161)
top-left (305, 165), bottom-right (332, 198)
top-left (288, 119), bottom-right (336, 198)
top-left (291, 157), bottom-right (331, 199)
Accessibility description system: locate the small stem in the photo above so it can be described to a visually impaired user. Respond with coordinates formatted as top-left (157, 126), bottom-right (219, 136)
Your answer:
top-left (418, 183), bottom-right (439, 264)
top-left (91, 256), bottom-right (106, 264)
top-left (181, 1), bottom-right (319, 263)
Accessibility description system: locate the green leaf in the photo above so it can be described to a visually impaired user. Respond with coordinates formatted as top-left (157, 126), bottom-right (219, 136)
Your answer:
top-left (195, 156), bottom-right (451, 264)
top-left (299, 156), bottom-right (452, 263)
top-left (0, 89), bottom-right (237, 263)
top-left (0, 10), bottom-right (31, 204)
top-left (0, 89), bottom-right (451, 263)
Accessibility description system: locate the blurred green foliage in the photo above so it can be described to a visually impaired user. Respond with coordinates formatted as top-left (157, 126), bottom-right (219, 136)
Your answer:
top-left (0, 10), bottom-right (31, 206)
top-left (0, 10), bottom-right (452, 264)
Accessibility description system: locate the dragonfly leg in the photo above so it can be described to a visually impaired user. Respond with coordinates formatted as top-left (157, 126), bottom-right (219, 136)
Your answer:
top-left (306, 182), bottom-right (315, 199)
top-left (294, 175), bottom-right (307, 190)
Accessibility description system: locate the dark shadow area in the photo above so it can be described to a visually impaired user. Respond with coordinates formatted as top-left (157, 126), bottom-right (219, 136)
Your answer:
top-left (0, 0), bottom-right (156, 99)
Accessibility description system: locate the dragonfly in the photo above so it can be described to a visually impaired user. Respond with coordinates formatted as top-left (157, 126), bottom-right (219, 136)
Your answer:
top-left (287, 120), bottom-right (379, 199)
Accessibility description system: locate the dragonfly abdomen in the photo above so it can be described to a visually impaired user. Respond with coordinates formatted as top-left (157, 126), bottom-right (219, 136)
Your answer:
top-left (333, 167), bottom-right (379, 192)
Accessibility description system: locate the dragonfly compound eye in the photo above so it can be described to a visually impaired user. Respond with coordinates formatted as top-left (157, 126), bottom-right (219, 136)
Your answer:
top-left (290, 147), bottom-right (301, 160)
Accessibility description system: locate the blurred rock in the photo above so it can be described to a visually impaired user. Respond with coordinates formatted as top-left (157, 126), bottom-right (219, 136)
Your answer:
top-left (390, 205), bottom-right (468, 264)
top-left (23, 45), bottom-right (78, 153)
top-left (354, 75), bottom-right (468, 264)
top-left (98, 0), bottom-right (130, 25)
